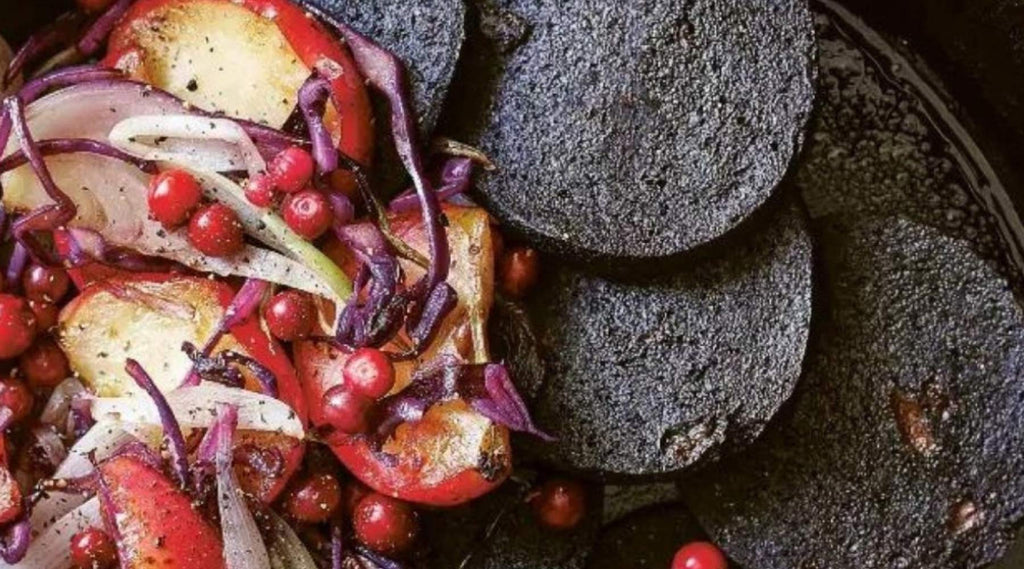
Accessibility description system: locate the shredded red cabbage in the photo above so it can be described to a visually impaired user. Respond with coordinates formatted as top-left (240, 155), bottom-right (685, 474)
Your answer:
top-left (183, 279), bottom-right (269, 387)
top-left (125, 359), bottom-right (191, 490)
top-left (4, 243), bottom-right (28, 293)
top-left (0, 511), bottom-right (30, 564)
top-left (331, 22), bottom-right (450, 292)
top-left (182, 342), bottom-right (279, 398)
top-left (76, 0), bottom-right (134, 57)
top-left (365, 358), bottom-right (552, 447)
top-left (2, 12), bottom-right (86, 89)
top-left (55, 228), bottom-right (181, 273)
top-left (297, 74), bottom-right (338, 177)
top-left (0, 137), bottom-right (158, 175)
top-left (388, 157), bottom-right (474, 213)
top-left (17, 65), bottom-right (123, 102)
top-left (331, 522), bottom-right (344, 569)
top-left (352, 545), bottom-right (407, 569)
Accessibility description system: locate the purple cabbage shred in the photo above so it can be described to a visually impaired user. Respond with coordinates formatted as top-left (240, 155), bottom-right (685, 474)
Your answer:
top-left (125, 359), bottom-right (191, 490)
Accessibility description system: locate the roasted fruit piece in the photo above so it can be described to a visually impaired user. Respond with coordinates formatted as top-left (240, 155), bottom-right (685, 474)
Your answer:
top-left (96, 454), bottom-right (225, 569)
top-left (299, 206), bottom-right (512, 506)
top-left (59, 274), bottom-right (306, 502)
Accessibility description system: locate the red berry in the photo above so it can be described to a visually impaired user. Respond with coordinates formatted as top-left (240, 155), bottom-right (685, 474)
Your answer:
top-left (263, 290), bottom-right (315, 342)
top-left (28, 300), bottom-right (60, 332)
top-left (343, 348), bottom-right (395, 399)
top-left (269, 147), bottom-right (315, 194)
top-left (0, 378), bottom-right (33, 424)
top-left (20, 337), bottom-right (70, 388)
top-left (529, 479), bottom-right (587, 531)
top-left (282, 472), bottom-right (343, 523)
top-left (282, 189), bottom-right (333, 240)
top-left (70, 527), bottom-right (118, 569)
top-left (188, 203), bottom-right (245, 257)
top-left (671, 541), bottom-right (728, 569)
top-left (352, 493), bottom-right (419, 556)
top-left (321, 386), bottom-right (373, 434)
top-left (148, 169), bottom-right (203, 227)
top-left (244, 174), bottom-right (277, 207)
top-left (498, 246), bottom-right (540, 299)
top-left (22, 264), bottom-right (70, 303)
top-left (0, 295), bottom-right (37, 360)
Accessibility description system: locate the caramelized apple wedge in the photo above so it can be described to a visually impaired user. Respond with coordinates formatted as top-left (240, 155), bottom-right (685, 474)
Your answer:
top-left (299, 206), bottom-right (512, 506)
top-left (97, 454), bottom-right (226, 569)
top-left (104, 0), bottom-right (374, 170)
top-left (59, 274), bottom-right (306, 502)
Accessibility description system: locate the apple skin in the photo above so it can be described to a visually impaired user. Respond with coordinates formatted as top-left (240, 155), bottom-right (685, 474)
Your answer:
top-left (102, 0), bottom-right (374, 193)
top-left (98, 454), bottom-right (226, 569)
top-left (59, 274), bottom-right (307, 503)
top-left (299, 206), bottom-right (512, 507)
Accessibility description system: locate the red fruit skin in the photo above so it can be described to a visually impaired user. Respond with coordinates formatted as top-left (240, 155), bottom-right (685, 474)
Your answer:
top-left (0, 295), bottom-right (37, 360)
top-left (282, 190), bottom-right (333, 240)
top-left (148, 170), bottom-right (203, 227)
top-left (529, 479), bottom-right (587, 531)
top-left (70, 527), bottom-right (118, 569)
top-left (671, 541), bottom-right (729, 569)
top-left (352, 493), bottom-right (419, 556)
top-left (343, 348), bottom-right (395, 399)
top-left (103, 0), bottom-right (375, 196)
top-left (28, 300), bottom-right (60, 332)
top-left (19, 337), bottom-right (71, 388)
top-left (188, 203), bottom-right (245, 257)
top-left (321, 385), bottom-right (372, 434)
top-left (281, 472), bottom-right (342, 524)
top-left (269, 147), bottom-right (315, 194)
top-left (0, 378), bottom-right (34, 424)
top-left (243, 174), bottom-right (277, 208)
top-left (97, 455), bottom-right (226, 569)
top-left (264, 291), bottom-right (315, 342)
top-left (75, 0), bottom-right (115, 12)
top-left (22, 264), bottom-right (71, 303)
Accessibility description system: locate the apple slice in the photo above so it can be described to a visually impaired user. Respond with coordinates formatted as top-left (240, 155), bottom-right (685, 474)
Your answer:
top-left (98, 454), bottom-right (226, 569)
top-left (59, 274), bottom-right (307, 502)
top-left (300, 206), bottom-right (512, 506)
top-left (104, 0), bottom-right (374, 169)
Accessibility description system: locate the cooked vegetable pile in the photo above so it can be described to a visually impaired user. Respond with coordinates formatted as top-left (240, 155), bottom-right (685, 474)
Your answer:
top-left (0, 1), bottom-right (562, 567)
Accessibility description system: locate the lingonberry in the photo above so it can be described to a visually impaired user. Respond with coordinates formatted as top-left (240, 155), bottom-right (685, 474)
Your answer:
top-left (19, 337), bottom-right (71, 388)
top-left (22, 264), bottom-right (70, 304)
top-left (244, 173), bottom-right (277, 208)
top-left (498, 246), bottom-right (540, 298)
top-left (321, 385), bottom-right (373, 435)
top-left (188, 203), bottom-right (245, 257)
top-left (352, 493), bottom-right (419, 556)
top-left (282, 189), bottom-right (333, 240)
top-left (343, 348), bottom-right (395, 399)
top-left (529, 479), bottom-right (587, 531)
top-left (70, 527), bottom-right (118, 569)
top-left (148, 169), bottom-right (203, 227)
top-left (28, 300), bottom-right (59, 332)
top-left (671, 541), bottom-right (728, 569)
top-left (0, 378), bottom-right (33, 424)
top-left (269, 147), bottom-right (315, 194)
top-left (281, 472), bottom-right (343, 524)
top-left (264, 290), bottom-right (315, 342)
top-left (0, 295), bottom-right (37, 360)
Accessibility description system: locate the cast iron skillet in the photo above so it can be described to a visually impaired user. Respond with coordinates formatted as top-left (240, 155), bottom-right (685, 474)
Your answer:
top-left (4, 0), bottom-right (1024, 566)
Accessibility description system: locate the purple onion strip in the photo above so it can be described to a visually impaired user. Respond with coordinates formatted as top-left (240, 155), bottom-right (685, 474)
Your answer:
top-left (4, 243), bottom-right (28, 293)
top-left (76, 0), bottom-right (135, 56)
top-left (353, 545), bottom-right (407, 569)
top-left (331, 522), bottom-right (344, 569)
top-left (389, 157), bottom-right (474, 213)
top-left (2, 12), bottom-right (86, 89)
top-left (0, 512), bottom-right (30, 564)
top-left (468, 364), bottom-right (554, 441)
top-left (297, 74), bottom-right (338, 176)
top-left (331, 22), bottom-right (450, 292)
top-left (219, 351), bottom-right (279, 398)
top-left (125, 359), bottom-right (191, 490)
top-left (18, 65), bottom-right (123, 104)
top-left (0, 137), bottom-right (158, 175)
top-left (183, 279), bottom-right (269, 387)
top-left (95, 471), bottom-right (132, 566)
